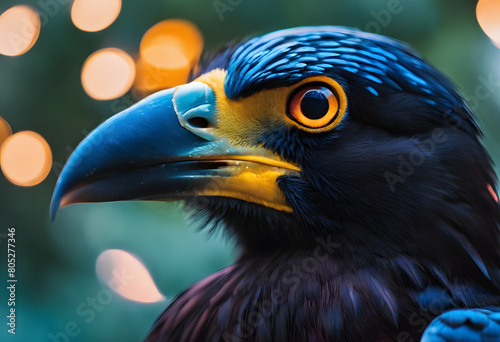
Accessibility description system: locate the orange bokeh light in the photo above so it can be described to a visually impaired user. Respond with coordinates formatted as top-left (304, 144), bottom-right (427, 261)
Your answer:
top-left (96, 249), bottom-right (165, 303)
top-left (81, 48), bottom-right (136, 100)
top-left (140, 19), bottom-right (204, 64)
top-left (0, 116), bottom-right (12, 146)
top-left (135, 19), bottom-right (204, 93)
top-left (71, 0), bottom-right (121, 32)
top-left (488, 184), bottom-right (499, 203)
top-left (0, 131), bottom-right (52, 187)
top-left (477, 0), bottom-right (500, 46)
top-left (0, 5), bottom-right (41, 57)
top-left (134, 47), bottom-right (191, 92)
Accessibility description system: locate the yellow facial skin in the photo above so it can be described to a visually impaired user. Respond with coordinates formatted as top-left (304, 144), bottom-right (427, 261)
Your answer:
top-left (195, 69), bottom-right (348, 142)
top-left (191, 69), bottom-right (348, 213)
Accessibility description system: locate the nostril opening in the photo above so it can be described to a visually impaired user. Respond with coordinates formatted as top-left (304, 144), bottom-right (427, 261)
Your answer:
top-left (187, 117), bottom-right (211, 129)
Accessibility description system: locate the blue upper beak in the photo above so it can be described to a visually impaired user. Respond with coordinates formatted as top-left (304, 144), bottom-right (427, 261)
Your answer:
top-left (50, 83), bottom-right (226, 220)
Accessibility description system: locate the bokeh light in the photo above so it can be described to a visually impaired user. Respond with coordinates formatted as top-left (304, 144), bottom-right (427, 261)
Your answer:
top-left (81, 48), bottom-right (136, 100)
top-left (71, 0), bottom-right (122, 32)
top-left (0, 131), bottom-right (52, 187)
top-left (96, 249), bottom-right (165, 303)
top-left (477, 0), bottom-right (500, 47)
top-left (0, 5), bottom-right (41, 56)
top-left (135, 19), bottom-right (204, 93)
top-left (140, 19), bottom-right (203, 64)
top-left (488, 184), bottom-right (499, 203)
top-left (0, 116), bottom-right (12, 146)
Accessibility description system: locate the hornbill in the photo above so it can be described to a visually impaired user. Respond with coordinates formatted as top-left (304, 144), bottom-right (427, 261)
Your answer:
top-left (51, 27), bottom-right (500, 341)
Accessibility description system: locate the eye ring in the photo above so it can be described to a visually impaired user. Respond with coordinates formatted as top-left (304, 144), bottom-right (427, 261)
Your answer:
top-left (285, 77), bottom-right (347, 132)
top-left (287, 83), bottom-right (339, 128)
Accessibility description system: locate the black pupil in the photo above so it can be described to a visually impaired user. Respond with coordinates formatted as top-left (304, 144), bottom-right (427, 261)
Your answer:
top-left (300, 89), bottom-right (330, 120)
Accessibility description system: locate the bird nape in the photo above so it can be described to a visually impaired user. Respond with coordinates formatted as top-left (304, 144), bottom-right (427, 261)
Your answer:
top-left (51, 26), bottom-right (500, 341)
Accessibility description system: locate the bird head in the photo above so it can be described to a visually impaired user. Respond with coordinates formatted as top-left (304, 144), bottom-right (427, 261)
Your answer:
top-left (51, 27), bottom-right (500, 277)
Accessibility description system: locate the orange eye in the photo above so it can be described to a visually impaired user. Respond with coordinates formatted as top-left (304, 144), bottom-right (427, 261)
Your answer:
top-left (287, 83), bottom-right (340, 129)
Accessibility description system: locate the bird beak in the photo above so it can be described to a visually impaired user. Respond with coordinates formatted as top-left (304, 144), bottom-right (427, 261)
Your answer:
top-left (50, 81), bottom-right (300, 220)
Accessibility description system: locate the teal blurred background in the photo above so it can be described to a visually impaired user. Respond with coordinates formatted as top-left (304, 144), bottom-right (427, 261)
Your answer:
top-left (0, 0), bottom-right (499, 341)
